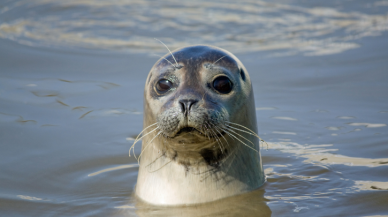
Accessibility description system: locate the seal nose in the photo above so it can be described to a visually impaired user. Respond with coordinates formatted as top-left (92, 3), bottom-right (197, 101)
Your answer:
top-left (179, 99), bottom-right (198, 116)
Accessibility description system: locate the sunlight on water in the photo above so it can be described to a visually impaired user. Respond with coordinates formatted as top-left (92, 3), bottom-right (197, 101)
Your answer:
top-left (0, 0), bottom-right (388, 55)
top-left (88, 164), bottom-right (138, 177)
top-left (0, 0), bottom-right (388, 216)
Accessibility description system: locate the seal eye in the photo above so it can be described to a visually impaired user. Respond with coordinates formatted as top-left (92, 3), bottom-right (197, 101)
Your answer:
top-left (156, 79), bottom-right (173, 93)
top-left (213, 76), bottom-right (233, 94)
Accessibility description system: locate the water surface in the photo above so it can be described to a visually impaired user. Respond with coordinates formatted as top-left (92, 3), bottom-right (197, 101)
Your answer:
top-left (0, 0), bottom-right (388, 216)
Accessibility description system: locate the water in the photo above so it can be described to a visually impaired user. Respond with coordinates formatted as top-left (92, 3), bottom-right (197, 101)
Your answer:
top-left (0, 0), bottom-right (387, 216)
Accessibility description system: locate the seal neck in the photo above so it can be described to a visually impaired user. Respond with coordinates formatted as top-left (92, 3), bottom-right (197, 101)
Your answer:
top-left (135, 137), bottom-right (265, 205)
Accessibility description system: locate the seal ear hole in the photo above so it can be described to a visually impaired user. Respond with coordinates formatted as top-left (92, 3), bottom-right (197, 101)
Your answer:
top-left (240, 68), bottom-right (246, 81)
top-left (147, 74), bottom-right (153, 84)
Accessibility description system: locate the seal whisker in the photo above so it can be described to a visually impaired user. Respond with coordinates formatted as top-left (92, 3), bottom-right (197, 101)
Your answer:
top-left (208, 122), bottom-right (229, 154)
top-left (212, 126), bottom-right (239, 166)
top-left (205, 122), bottom-right (225, 154)
top-left (225, 121), bottom-right (257, 136)
top-left (209, 127), bottom-right (223, 152)
top-left (132, 125), bottom-right (159, 147)
top-left (226, 125), bottom-right (256, 136)
top-left (223, 127), bottom-right (256, 148)
top-left (204, 127), bottom-right (238, 176)
top-left (214, 125), bottom-right (230, 149)
top-left (222, 148), bottom-right (238, 175)
top-left (209, 124), bottom-right (225, 153)
top-left (202, 123), bottom-right (212, 141)
top-left (226, 124), bottom-right (269, 150)
top-left (131, 122), bottom-right (158, 146)
top-left (147, 160), bottom-right (172, 173)
top-left (138, 131), bottom-right (162, 164)
top-left (154, 38), bottom-right (179, 68)
top-left (225, 121), bottom-right (269, 148)
top-left (129, 125), bottom-right (159, 158)
top-left (221, 128), bottom-right (259, 154)
top-left (204, 122), bottom-right (215, 139)
top-left (151, 53), bottom-right (176, 68)
top-left (146, 134), bottom-right (171, 173)
top-left (212, 129), bottom-right (225, 154)
top-left (212, 55), bottom-right (226, 65)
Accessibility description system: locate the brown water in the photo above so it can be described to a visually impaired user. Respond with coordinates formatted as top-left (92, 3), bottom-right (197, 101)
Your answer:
top-left (1, 0), bottom-right (388, 216)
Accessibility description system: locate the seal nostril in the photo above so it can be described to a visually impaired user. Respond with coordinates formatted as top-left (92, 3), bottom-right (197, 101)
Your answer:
top-left (179, 99), bottom-right (198, 116)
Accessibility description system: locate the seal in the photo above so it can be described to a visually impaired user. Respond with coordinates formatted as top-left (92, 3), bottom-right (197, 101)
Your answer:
top-left (131, 45), bottom-right (265, 206)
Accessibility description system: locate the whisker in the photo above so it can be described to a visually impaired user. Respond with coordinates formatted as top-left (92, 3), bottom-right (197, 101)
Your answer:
top-left (222, 147), bottom-right (238, 174)
top-left (213, 55), bottom-right (226, 65)
top-left (146, 134), bottom-right (167, 172)
top-left (138, 131), bottom-right (162, 164)
top-left (208, 122), bottom-right (227, 154)
top-left (223, 128), bottom-right (256, 148)
top-left (129, 126), bottom-right (159, 158)
top-left (213, 129), bottom-right (249, 173)
top-left (225, 121), bottom-right (257, 135)
top-left (214, 125), bottom-right (230, 148)
top-left (226, 125), bottom-right (256, 136)
top-left (148, 160), bottom-right (172, 173)
top-left (225, 121), bottom-right (269, 147)
top-left (206, 123), bottom-right (223, 144)
top-left (221, 127), bottom-right (259, 154)
top-left (202, 123), bottom-right (212, 141)
top-left (151, 54), bottom-right (175, 68)
top-left (206, 122), bottom-right (224, 154)
top-left (213, 127), bottom-right (240, 167)
top-left (132, 123), bottom-right (158, 145)
top-left (212, 129), bottom-right (224, 154)
top-left (154, 38), bottom-right (179, 68)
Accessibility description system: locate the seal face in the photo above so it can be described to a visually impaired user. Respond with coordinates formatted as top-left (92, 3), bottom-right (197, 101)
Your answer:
top-left (145, 45), bottom-right (251, 166)
top-left (135, 45), bottom-right (265, 205)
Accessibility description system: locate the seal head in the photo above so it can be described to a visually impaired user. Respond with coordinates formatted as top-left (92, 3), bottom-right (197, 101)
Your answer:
top-left (136, 45), bottom-right (265, 205)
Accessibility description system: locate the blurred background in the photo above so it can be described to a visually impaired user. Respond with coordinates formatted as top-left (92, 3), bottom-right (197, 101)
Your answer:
top-left (0, 0), bottom-right (387, 216)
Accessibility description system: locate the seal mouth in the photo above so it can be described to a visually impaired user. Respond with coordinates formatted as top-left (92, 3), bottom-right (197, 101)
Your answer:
top-left (174, 126), bottom-right (226, 138)
top-left (175, 127), bottom-right (201, 136)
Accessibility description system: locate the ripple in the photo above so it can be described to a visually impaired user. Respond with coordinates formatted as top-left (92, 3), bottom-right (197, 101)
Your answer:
top-left (88, 164), bottom-right (138, 177)
top-left (17, 195), bottom-right (44, 201)
top-left (256, 107), bottom-right (278, 111)
top-left (0, 0), bottom-right (387, 56)
top-left (0, 77), bottom-right (120, 105)
top-left (268, 142), bottom-right (388, 167)
top-left (325, 126), bottom-right (343, 131)
top-left (355, 181), bottom-right (388, 191)
top-left (78, 108), bottom-right (142, 119)
top-left (271, 116), bottom-right (298, 121)
top-left (272, 131), bottom-right (297, 135)
top-left (348, 123), bottom-right (387, 128)
top-left (0, 112), bottom-right (37, 125)
top-left (337, 116), bottom-right (356, 119)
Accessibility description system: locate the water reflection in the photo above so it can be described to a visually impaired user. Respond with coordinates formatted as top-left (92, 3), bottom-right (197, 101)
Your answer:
top-left (267, 141), bottom-right (388, 167)
top-left (122, 189), bottom-right (271, 217)
top-left (88, 164), bottom-right (139, 177)
top-left (1, 0), bottom-right (388, 216)
top-left (1, 0), bottom-right (388, 55)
